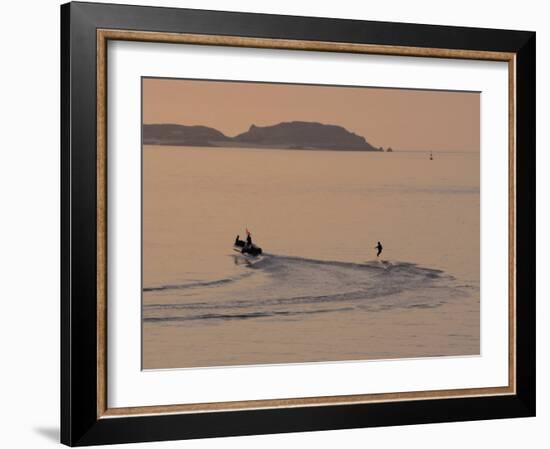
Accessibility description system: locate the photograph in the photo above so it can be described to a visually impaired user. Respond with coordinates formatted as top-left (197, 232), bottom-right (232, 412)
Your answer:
top-left (141, 77), bottom-right (481, 369)
top-left (54, 1), bottom-right (537, 446)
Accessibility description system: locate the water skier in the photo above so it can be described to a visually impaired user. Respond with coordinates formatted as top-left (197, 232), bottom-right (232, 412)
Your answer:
top-left (375, 241), bottom-right (383, 257)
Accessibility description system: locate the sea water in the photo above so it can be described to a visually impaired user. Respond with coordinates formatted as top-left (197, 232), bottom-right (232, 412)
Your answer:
top-left (142, 146), bottom-right (480, 369)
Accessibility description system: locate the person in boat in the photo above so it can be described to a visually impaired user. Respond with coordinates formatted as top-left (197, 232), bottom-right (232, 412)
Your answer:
top-left (234, 235), bottom-right (247, 248)
top-left (238, 229), bottom-right (262, 256)
top-left (375, 241), bottom-right (383, 257)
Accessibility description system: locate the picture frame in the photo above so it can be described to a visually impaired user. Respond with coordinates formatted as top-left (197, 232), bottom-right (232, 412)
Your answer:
top-left (61, 1), bottom-right (535, 446)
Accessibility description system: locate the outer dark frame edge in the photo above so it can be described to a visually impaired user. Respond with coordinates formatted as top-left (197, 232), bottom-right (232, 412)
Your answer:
top-left (60, 2), bottom-right (536, 446)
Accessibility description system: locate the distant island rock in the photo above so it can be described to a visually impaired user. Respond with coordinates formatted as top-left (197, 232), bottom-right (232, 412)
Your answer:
top-left (142, 124), bottom-right (231, 146)
top-left (233, 122), bottom-right (378, 151)
top-left (143, 121), bottom-right (381, 151)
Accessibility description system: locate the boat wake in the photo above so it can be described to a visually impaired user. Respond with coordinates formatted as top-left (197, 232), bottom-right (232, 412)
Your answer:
top-left (143, 253), bottom-right (478, 325)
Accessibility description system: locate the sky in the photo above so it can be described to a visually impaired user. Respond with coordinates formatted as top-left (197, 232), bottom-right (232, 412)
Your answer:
top-left (143, 77), bottom-right (480, 152)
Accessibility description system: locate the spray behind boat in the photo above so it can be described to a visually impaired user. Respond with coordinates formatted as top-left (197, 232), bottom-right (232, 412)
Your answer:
top-left (234, 228), bottom-right (263, 256)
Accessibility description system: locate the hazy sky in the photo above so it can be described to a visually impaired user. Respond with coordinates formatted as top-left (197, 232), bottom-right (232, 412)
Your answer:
top-left (143, 77), bottom-right (479, 152)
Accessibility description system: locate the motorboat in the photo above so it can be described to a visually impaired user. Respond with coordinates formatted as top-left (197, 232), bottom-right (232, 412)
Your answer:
top-left (234, 236), bottom-right (263, 256)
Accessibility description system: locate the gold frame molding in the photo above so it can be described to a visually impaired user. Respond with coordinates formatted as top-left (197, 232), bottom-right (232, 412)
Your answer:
top-left (96, 28), bottom-right (516, 419)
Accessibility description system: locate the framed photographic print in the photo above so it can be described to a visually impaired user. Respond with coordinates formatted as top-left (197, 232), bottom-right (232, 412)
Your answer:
top-left (61, 2), bottom-right (536, 446)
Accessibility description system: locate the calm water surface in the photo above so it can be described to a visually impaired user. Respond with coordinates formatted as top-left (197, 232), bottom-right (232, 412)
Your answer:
top-left (142, 146), bottom-right (480, 369)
